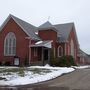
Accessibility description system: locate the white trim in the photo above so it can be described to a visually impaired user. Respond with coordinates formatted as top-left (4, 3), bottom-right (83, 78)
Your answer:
top-left (57, 45), bottom-right (63, 57)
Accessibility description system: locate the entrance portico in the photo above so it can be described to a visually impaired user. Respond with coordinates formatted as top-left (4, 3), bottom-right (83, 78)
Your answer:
top-left (30, 40), bottom-right (52, 65)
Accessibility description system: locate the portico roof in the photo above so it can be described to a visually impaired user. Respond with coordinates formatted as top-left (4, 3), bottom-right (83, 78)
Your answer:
top-left (30, 40), bottom-right (52, 48)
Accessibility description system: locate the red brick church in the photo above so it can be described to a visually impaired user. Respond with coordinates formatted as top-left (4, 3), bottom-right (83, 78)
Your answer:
top-left (0, 14), bottom-right (82, 66)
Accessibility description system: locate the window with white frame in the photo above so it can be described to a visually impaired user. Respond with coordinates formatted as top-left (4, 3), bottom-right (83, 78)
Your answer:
top-left (58, 46), bottom-right (63, 57)
top-left (4, 32), bottom-right (16, 56)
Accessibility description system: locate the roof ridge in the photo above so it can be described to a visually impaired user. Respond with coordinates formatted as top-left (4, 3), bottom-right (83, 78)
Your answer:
top-left (39, 21), bottom-right (53, 28)
top-left (10, 14), bottom-right (37, 28)
top-left (38, 21), bottom-right (57, 32)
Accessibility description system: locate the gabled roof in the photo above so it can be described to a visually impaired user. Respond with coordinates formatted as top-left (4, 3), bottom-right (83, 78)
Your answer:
top-left (38, 21), bottom-right (79, 45)
top-left (54, 23), bottom-right (79, 45)
top-left (38, 21), bottom-right (57, 32)
top-left (0, 14), bottom-right (40, 40)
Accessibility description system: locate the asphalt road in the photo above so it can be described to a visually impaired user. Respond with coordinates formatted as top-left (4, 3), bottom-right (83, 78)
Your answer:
top-left (0, 68), bottom-right (90, 90)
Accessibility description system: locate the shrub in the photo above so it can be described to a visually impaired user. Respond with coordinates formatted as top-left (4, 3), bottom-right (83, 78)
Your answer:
top-left (50, 55), bottom-right (76, 67)
top-left (4, 61), bottom-right (11, 66)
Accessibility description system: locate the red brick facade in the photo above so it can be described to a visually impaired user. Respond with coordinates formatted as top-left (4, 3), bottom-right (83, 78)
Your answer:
top-left (0, 18), bottom-right (29, 65)
top-left (0, 15), bottom-right (79, 65)
top-left (38, 29), bottom-right (57, 41)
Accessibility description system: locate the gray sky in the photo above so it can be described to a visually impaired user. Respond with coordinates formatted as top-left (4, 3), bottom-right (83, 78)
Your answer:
top-left (0, 0), bottom-right (90, 54)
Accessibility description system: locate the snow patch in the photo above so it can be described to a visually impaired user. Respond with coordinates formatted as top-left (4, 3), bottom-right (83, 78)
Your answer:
top-left (44, 64), bottom-right (50, 67)
top-left (0, 66), bottom-right (75, 86)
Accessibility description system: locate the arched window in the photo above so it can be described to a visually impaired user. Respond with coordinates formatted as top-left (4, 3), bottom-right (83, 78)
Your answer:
top-left (4, 32), bottom-right (16, 56)
top-left (58, 46), bottom-right (63, 57)
top-left (70, 39), bottom-right (74, 57)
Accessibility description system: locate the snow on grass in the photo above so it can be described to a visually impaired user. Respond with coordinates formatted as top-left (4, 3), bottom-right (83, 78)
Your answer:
top-left (0, 66), bottom-right (74, 86)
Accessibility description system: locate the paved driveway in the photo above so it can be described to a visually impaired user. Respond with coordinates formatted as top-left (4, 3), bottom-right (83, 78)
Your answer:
top-left (0, 68), bottom-right (90, 90)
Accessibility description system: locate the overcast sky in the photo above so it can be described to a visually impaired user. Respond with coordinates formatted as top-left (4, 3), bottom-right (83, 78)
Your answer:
top-left (0, 0), bottom-right (90, 54)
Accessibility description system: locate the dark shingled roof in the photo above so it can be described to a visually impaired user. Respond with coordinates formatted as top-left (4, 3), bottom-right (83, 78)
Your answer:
top-left (11, 15), bottom-right (41, 40)
top-left (54, 23), bottom-right (74, 42)
top-left (38, 21), bottom-right (78, 44)
top-left (39, 21), bottom-right (53, 28)
top-left (55, 23), bottom-right (79, 45)
top-left (0, 14), bottom-right (40, 40)
top-left (57, 37), bottom-right (66, 42)
top-left (0, 15), bottom-right (79, 45)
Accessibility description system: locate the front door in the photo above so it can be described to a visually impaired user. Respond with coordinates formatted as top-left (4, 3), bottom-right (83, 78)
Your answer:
top-left (44, 49), bottom-right (48, 61)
